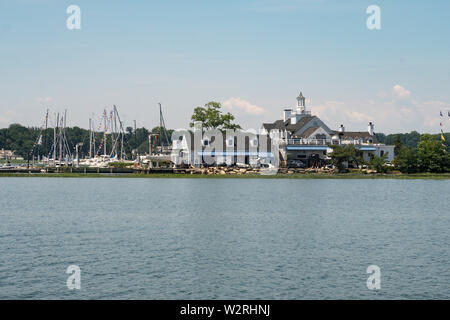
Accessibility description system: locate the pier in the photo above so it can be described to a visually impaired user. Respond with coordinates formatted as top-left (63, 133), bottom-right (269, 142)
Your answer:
top-left (0, 166), bottom-right (174, 175)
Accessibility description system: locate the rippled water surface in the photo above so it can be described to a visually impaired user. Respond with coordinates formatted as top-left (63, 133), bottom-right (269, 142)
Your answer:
top-left (0, 177), bottom-right (448, 299)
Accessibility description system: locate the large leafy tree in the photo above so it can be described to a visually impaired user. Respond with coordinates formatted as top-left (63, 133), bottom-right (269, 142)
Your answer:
top-left (330, 145), bottom-right (364, 173)
top-left (190, 101), bottom-right (241, 131)
top-left (369, 152), bottom-right (389, 173)
top-left (417, 134), bottom-right (450, 173)
top-left (394, 146), bottom-right (419, 173)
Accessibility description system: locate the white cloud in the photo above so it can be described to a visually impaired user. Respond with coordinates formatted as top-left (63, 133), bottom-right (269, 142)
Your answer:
top-left (223, 97), bottom-right (265, 115)
top-left (308, 86), bottom-right (449, 134)
top-left (392, 85), bottom-right (411, 100)
top-left (345, 111), bottom-right (372, 122)
top-left (0, 110), bottom-right (18, 127)
top-left (36, 97), bottom-right (53, 102)
top-left (0, 116), bottom-right (8, 126)
top-left (246, 0), bottom-right (347, 13)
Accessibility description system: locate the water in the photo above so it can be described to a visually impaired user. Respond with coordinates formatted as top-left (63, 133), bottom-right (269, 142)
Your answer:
top-left (0, 177), bottom-right (448, 299)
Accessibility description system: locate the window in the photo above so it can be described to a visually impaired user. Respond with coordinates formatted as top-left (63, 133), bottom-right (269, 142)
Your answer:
top-left (227, 139), bottom-right (234, 147)
top-left (202, 139), bottom-right (210, 146)
top-left (250, 138), bottom-right (258, 147)
top-left (380, 150), bottom-right (384, 157)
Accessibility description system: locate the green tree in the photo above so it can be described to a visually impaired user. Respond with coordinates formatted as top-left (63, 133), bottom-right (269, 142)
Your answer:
top-left (394, 146), bottom-right (419, 173)
top-left (417, 134), bottom-right (449, 172)
top-left (393, 135), bottom-right (403, 157)
top-left (190, 102), bottom-right (241, 131)
top-left (330, 145), bottom-right (364, 173)
top-left (369, 152), bottom-right (389, 173)
top-left (150, 126), bottom-right (174, 146)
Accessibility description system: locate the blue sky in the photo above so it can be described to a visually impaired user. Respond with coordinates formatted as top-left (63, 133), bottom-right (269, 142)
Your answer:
top-left (1, 0), bottom-right (449, 133)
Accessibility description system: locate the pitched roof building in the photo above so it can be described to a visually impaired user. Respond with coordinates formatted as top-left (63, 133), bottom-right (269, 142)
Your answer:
top-left (261, 92), bottom-right (394, 166)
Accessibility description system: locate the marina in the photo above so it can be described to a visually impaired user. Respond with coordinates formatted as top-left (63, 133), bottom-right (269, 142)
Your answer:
top-left (1, 0), bottom-right (449, 305)
top-left (1, 92), bottom-right (409, 176)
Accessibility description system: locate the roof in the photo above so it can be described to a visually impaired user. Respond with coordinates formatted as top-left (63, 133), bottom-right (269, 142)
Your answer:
top-left (332, 131), bottom-right (379, 144)
top-left (286, 146), bottom-right (329, 151)
top-left (263, 116), bottom-right (316, 133)
top-left (299, 126), bottom-right (320, 138)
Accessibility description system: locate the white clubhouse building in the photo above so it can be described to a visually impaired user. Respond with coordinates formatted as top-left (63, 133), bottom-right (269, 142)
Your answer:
top-left (261, 92), bottom-right (394, 166)
top-left (171, 92), bottom-right (394, 168)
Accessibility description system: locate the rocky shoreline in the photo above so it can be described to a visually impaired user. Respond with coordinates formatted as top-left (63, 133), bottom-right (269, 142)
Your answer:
top-left (174, 166), bottom-right (380, 175)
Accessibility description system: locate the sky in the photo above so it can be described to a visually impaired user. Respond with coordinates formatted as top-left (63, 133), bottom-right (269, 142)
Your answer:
top-left (1, 0), bottom-right (449, 134)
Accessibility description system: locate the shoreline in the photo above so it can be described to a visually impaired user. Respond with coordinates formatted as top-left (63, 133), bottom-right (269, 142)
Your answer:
top-left (0, 172), bottom-right (449, 179)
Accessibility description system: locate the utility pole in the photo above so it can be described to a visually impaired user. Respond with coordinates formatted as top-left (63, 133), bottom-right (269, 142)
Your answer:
top-left (75, 143), bottom-right (83, 167)
top-left (149, 134), bottom-right (152, 155)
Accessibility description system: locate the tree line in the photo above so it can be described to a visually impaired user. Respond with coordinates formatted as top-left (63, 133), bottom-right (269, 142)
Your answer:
top-left (375, 131), bottom-right (450, 149)
top-left (330, 134), bottom-right (450, 173)
top-left (1, 101), bottom-right (449, 173)
top-left (0, 123), bottom-right (173, 159)
top-left (0, 101), bottom-right (239, 159)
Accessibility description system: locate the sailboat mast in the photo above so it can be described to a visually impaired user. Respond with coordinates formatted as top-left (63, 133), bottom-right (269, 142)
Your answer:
top-left (89, 118), bottom-right (92, 158)
top-left (103, 109), bottom-right (107, 156)
top-left (64, 109), bottom-right (67, 165)
top-left (44, 109), bottom-right (48, 164)
top-left (59, 114), bottom-right (63, 165)
top-left (53, 113), bottom-right (57, 165)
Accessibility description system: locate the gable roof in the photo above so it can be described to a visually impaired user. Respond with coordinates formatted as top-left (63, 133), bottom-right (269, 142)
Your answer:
top-left (333, 131), bottom-right (378, 144)
top-left (299, 126), bottom-right (321, 138)
top-left (263, 116), bottom-right (316, 133)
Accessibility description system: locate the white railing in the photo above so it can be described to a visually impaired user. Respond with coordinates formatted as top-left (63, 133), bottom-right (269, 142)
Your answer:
top-left (338, 140), bottom-right (364, 145)
top-left (285, 138), bottom-right (368, 146)
top-left (286, 138), bottom-right (331, 145)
